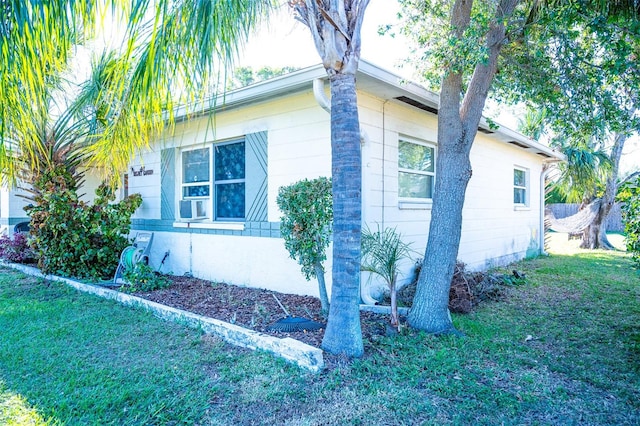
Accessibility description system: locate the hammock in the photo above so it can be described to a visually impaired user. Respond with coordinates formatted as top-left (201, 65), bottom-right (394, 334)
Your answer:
top-left (545, 199), bottom-right (602, 234)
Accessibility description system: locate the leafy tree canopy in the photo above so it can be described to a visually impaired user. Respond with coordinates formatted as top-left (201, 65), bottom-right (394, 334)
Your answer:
top-left (229, 66), bottom-right (300, 89)
top-left (394, 0), bottom-right (639, 331)
top-left (396, 0), bottom-right (639, 141)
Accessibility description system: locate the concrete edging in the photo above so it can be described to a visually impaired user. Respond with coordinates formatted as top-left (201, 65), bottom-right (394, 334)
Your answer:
top-left (359, 304), bottom-right (409, 316)
top-left (2, 262), bottom-right (324, 373)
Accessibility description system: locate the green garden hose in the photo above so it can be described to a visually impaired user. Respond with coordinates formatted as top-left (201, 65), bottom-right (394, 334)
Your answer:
top-left (120, 246), bottom-right (144, 270)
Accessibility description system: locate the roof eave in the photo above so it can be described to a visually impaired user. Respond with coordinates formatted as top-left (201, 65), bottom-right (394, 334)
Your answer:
top-left (169, 59), bottom-right (564, 162)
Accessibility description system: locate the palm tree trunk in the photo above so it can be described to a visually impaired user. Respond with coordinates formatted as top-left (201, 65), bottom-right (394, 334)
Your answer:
top-left (390, 274), bottom-right (399, 330)
top-left (321, 72), bottom-right (364, 357)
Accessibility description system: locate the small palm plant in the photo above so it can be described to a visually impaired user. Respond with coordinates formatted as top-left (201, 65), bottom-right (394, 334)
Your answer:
top-left (361, 225), bottom-right (414, 331)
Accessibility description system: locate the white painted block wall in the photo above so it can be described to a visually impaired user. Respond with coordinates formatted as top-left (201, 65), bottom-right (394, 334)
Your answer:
top-left (126, 87), bottom-right (548, 297)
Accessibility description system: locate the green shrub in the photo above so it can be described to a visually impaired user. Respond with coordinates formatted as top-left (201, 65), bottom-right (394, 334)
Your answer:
top-left (618, 175), bottom-right (640, 267)
top-left (277, 177), bottom-right (332, 314)
top-left (26, 164), bottom-right (142, 280)
top-left (120, 263), bottom-right (170, 293)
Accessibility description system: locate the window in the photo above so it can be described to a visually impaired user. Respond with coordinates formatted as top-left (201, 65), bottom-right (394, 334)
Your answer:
top-left (179, 140), bottom-right (246, 221)
top-left (398, 139), bottom-right (436, 200)
top-left (214, 141), bottom-right (245, 220)
top-left (513, 167), bottom-right (528, 205)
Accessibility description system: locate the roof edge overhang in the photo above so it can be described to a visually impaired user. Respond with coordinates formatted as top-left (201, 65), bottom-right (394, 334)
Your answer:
top-left (170, 60), bottom-right (564, 162)
top-left (171, 65), bottom-right (328, 122)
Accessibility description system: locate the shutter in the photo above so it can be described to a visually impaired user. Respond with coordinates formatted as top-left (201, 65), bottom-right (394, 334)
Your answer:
top-left (161, 148), bottom-right (176, 220)
top-left (245, 131), bottom-right (268, 221)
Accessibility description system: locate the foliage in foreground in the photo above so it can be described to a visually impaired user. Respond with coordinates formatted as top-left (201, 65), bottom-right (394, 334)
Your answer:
top-left (120, 263), bottom-right (170, 293)
top-left (0, 247), bottom-right (638, 425)
top-left (0, 233), bottom-right (35, 264)
top-left (277, 177), bottom-right (333, 314)
top-left (27, 165), bottom-right (142, 280)
top-left (618, 175), bottom-right (640, 267)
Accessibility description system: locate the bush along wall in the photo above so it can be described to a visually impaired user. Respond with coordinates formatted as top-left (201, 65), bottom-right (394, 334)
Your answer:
top-left (26, 165), bottom-right (142, 280)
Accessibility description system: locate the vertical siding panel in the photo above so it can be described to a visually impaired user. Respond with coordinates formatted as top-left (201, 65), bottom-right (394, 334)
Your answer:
top-left (245, 131), bottom-right (268, 221)
top-left (161, 148), bottom-right (176, 220)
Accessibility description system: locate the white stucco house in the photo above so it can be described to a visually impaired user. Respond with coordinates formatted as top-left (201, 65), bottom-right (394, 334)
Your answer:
top-left (1, 60), bottom-right (563, 298)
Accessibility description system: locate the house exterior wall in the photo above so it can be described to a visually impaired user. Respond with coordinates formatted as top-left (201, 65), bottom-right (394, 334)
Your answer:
top-left (126, 86), bottom-right (548, 298)
top-left (127, 91), bottom-right (334, 296)
top-left (462, 137), bottom-right (543, 269)
top-left (0, 186), bottom-right (30, 234)
top-left (355, 94), bottom-right (545, 292)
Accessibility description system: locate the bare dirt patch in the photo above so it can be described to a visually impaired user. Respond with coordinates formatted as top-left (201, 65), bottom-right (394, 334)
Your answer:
top-left (133, 275), bottom-right (391, 349)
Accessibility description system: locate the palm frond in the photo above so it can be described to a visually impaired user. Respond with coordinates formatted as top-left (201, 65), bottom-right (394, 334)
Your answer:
top-left (555, 144), bottom-right (612, 202)
top-left (2, 0), bottom-right (276, 184)
top-left (361, 225), bottom-right (414, 289)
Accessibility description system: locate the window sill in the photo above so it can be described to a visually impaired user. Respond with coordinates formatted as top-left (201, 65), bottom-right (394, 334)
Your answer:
top-left (398, 200), bottom-right (432, 210)
top-left (173, 221), bottom-right (245, 231)
top-left (514, 205), bottom-right (530, 211)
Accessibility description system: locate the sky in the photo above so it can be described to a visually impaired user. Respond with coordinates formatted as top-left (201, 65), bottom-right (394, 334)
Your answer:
top-left (238, 1), bottom-right (411, 76)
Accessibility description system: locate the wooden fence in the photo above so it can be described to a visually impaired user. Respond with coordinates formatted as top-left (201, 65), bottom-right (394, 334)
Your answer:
top-left (547, 203), bottom-right (624, 232)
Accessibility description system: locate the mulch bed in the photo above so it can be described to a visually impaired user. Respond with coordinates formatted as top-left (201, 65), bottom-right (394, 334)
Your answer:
top-left (134, 275), bottom-right (393, 349)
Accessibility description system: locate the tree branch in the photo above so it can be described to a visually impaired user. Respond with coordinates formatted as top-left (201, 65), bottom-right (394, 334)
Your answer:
top-left (321, 0), bottom-right (351, 41)
top-left (461, 0), bottom-right (520, 126)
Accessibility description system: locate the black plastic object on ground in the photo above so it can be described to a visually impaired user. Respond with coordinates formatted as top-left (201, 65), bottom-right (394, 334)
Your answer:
top-left (266, 294), bottom-right (324, 332)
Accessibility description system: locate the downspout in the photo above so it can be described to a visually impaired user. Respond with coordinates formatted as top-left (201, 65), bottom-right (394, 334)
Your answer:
top-left (313, 79), bottom-right (369, 145)
top-left (539, 163), bottom-right (554, 256)
top-left (313, 79), bottom-right (331, 114)
top-left (313, 78), bottom-right (377, 304)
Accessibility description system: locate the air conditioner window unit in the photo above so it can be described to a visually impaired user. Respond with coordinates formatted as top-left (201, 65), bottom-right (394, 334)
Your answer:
top-left (180, 199), bottom-right (208, 219)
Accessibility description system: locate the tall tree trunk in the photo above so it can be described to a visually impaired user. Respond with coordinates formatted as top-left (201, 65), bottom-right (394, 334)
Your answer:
top-left (408, 0), bottom-right (519, 333)
top-left (407, 126), bottom-right (473, 333)
top-left (581, 133), bottom-right (627, 249)
top-left (321, 72), bottom-right (363, 357)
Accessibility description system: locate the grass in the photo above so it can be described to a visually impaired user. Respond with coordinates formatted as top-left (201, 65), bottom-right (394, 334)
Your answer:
top-left (0, 234), bottom-right (638, 425)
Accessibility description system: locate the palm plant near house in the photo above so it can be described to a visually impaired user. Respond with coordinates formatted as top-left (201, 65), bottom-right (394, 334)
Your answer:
top-left (7, 53), bottom-right (145, 279)
top-left (361, 225), bottom-right (414, 332)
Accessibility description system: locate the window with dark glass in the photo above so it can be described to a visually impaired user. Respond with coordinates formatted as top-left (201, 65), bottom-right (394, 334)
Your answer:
top-left (214, 141), bottom-right (245, 220)
top-left (179, 140), bottom-right (246, 221)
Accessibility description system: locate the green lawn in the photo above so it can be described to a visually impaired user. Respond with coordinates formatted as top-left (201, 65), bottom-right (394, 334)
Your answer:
top-left (0, 238), bottom-right (638, 425)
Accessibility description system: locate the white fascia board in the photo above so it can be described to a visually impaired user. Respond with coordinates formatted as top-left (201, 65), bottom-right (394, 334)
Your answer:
top-left (168, 59), bottom-right (564, 162)
top-left (357, 60), bottom-right (564, 162)
top-left (478, 118), bottom-right (566, 162)
top-left (172, 65), bottom-right (328, 122)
